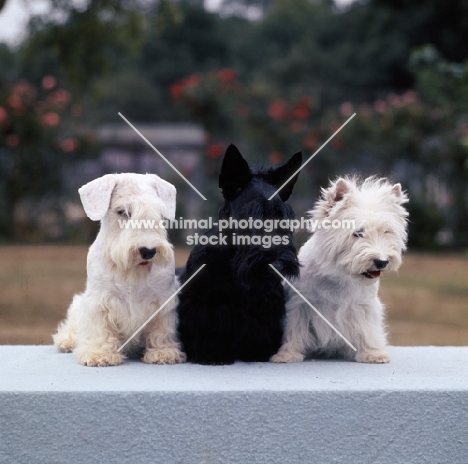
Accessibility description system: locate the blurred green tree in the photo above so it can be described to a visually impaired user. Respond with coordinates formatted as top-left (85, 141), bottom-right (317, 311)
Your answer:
top-left (22, 0), bottom-right (147, 94)
top-left (141, 2), bottom-right (234, 94)
top-left (410, 45), bottom-right (468, 247)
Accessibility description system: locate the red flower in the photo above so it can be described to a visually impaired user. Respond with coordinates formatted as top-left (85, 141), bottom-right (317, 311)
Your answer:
top-left (170, 83), bottom-right (184, 99)
top-left (41, 112), bottom-right (60, 127)
top-left (0, 107), bottom-right (7, 126)
top-left (183, 75), bottom-right (200, 89)
top-left (60, 138), bottom-right (79, 152)
top-left (170, 75), bottom-right (200, 99)
top-left (291, 106), bottom-right (309, 120)
top-left (13, 80), bottom-right (34, 97)
top-left (339, 102), bottom-right (354, 117)
top-left (373, 100), bottom-right (388, 114)
top-left (48, 89), bottom-right (70, 106)
top-left (268, 100), bottom-right (286, 121)
top-left (7, 94), bottom-right (24, 111)
top-left (269, 152), bottom-right (283, 164)
top-left (217, 68), bottom-right (236, 83)
top-left (402, 90), bottom-right (417, 104)
top-left (206, 143), bottom-right (224, 159)
top-left (386, 93), bottom-right (402, 108)
top-left (42, 75), bottom-right (57, 90)
top-left (298, 96), bottom-right (313, 109)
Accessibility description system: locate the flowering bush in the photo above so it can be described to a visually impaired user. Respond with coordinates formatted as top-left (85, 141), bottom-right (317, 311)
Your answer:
top-left (170, 68), bottom-right (238, 134)
top-left (0, 76), bottom-right (95, 238)
top-left (0, 77), bottom-right (84, 156)
top-left (336, 90), bottom-right (468, 248)
top-left (170, 69), bottom-right (323, 164)
top-left (170, 65), bottom-right (468, 247)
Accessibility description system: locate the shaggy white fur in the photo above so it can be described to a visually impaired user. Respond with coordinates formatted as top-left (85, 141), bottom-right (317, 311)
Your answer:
top-left (53, 173), bottom-right (185, 366)
top-left (271, 176), bottom-right (408, 364)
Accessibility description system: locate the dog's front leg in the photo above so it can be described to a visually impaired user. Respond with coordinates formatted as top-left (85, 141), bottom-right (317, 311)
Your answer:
top-left (354, 305), bottom-right (390, 364)
top-left (270, 302), bottom-right (311, 363)
top-left (74, 304), bottom-right (124, 367)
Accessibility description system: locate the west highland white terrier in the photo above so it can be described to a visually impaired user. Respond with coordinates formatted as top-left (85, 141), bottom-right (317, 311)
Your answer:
top-left (53, 173), bottom-right (186, 366)
top-left (271, 176), bottom-right (408, 364)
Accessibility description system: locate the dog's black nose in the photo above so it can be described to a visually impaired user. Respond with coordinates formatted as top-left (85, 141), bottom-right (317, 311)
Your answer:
top-left (373, 259), bottom-right (388, 270)
top-left (139, 247), bottom-right (156, 260)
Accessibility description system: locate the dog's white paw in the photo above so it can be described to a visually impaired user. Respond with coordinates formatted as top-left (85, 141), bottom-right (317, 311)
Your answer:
top-left (53, 333), bottom-right (76, 353)
top-left (143, 348), bottom-right (186, 365)
top-left (75, 350), bottom-right (124, 367)
top-left (356, 350), bottom-right (390, 364)
top-left (270, 351), bottom-right (304, 363)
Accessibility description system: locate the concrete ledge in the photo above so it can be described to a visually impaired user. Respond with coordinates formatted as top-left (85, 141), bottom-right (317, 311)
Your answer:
top-left (1, 346), bottom-right (467, 463)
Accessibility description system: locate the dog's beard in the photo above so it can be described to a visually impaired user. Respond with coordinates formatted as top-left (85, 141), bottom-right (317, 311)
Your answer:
top-left (105, 241), bottom-right (173, 285)
top-left (314, 230), bottom-right (403, 283)
top-left (341, 248), bottom-right (402, 282)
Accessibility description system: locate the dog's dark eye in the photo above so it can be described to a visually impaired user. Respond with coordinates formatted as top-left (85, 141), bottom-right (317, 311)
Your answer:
top-left (117, 209), bottom-right (130, 218)
top-left (353, 230), bottom-right (364, 238)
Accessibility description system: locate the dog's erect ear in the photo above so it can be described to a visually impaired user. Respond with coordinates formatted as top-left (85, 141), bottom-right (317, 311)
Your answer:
top-left (219, 144), bottom-right (251, 198)
top-left (78, 174), bottom-right (117, 221)
top-left (391, 183), bottom-right (402, 197)
top-left (390, 183), bottom-right (408, 204)
top-left (271, 151), bottom-right (303, 201)
top-left (333, 178), bottom-right (350, 202)
top-left (312, 177), bottom-right (352, 220)
top-left (150, 174), bottom-right (177, 219)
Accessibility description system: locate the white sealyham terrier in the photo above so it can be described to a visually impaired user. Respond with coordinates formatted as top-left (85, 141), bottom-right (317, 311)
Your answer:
top-left (271, 176), bottom-right (408, 364)
top-left (53, 173), bottom-right (186, 366)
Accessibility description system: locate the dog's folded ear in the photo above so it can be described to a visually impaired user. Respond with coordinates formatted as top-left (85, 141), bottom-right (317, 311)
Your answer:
top-left (149, 174), bottom-right (177, 219)
top-left (271, 151), bottom-right (303, 201)
top-left (78, 174), bottom-right (117, 221)
top-left (219, 144), bottom-right (252, 198)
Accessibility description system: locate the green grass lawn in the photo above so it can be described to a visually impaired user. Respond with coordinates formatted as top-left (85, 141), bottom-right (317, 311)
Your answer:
top-left (0, 246), bottom-right (467, 346)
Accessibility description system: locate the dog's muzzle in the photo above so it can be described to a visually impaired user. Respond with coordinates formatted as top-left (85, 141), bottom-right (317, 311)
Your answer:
top-left (362, 259), bottom-right (388, 279)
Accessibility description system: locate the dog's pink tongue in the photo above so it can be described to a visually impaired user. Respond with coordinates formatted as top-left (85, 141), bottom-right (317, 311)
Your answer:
top-left (369, 270), bottom-right (381, 278)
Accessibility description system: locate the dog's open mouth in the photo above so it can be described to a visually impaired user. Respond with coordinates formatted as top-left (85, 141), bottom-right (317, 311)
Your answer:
top-left (139, 261), bottom-right (149, 266)
top-left (362, 270), bottom-right (381, 279)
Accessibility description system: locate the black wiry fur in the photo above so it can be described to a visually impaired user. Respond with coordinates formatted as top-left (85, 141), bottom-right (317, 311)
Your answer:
top-left (177, 144), bottom-right (302, 364)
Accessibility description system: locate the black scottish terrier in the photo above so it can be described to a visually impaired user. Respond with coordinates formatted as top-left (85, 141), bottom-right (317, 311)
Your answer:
top-left (177, 144), bottom-right (302, 364)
